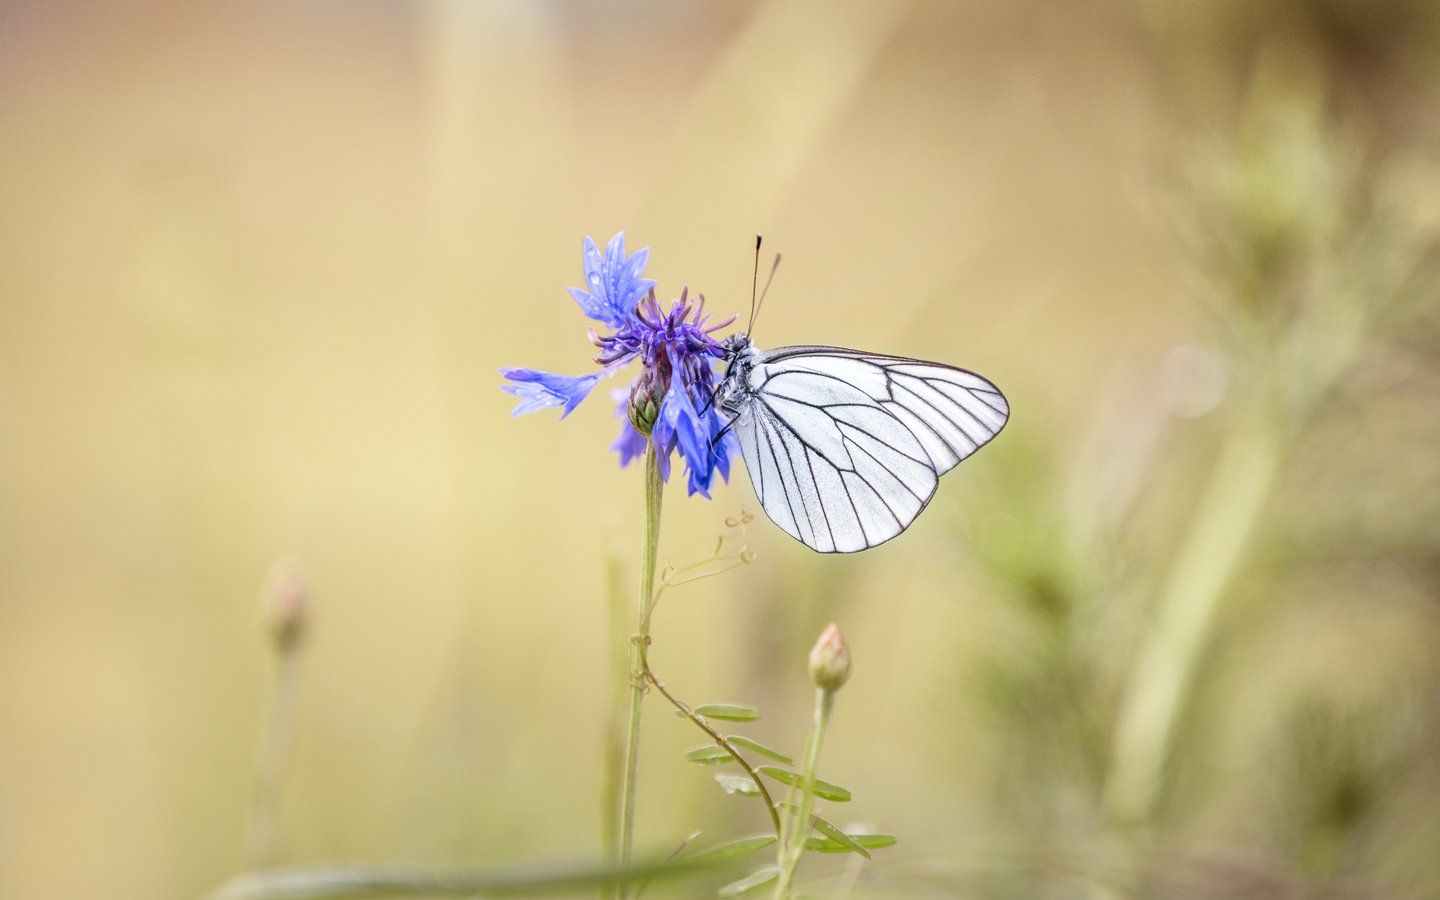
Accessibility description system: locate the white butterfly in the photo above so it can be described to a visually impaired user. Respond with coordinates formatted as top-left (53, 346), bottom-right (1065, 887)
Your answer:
top-left (714, 334), bottom-right (1008, 553)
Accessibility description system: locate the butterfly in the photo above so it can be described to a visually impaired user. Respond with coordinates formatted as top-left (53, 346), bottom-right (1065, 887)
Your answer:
top-left (712, 242), bottom-right (1009, 553)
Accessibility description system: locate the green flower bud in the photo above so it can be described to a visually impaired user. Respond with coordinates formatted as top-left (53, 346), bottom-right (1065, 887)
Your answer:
top-left (808, 623), bottom-right (851, 693)
top-left (628, 367), bottom-right (667, 436)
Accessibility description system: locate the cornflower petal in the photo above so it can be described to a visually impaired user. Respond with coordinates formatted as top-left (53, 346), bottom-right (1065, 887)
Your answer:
top-left (660, 351), bottom-right (715, 496)
top-left (685, 411), bottom-right (737, 498)
top-left (568, 232), bottom-right (656, 328)
top-left (499, 367), bottom-right (601, 418)
top-left (706, 412), bottom-right (739, 484)
top-left (651, 388), bottom-right (678, 474)
top-left (686, 467), bottom-right (712, 498)
top-left (611, 420), bottom-right (649, 468)
top-left (610, 386), bottom-right (648, 468)
top-left (652, 429), bottom-right (673, 482)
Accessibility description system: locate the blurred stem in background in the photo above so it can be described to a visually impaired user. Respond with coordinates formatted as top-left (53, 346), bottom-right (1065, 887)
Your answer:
top-left (615, 446), bottom-right (665, 887)
top-left (244, 562), bottom-right (309, 869)
top-left (600, 548), bottom-right (628, 880)
top-left (212, 858), bottom-right (721, 900)
top-left (1104, 54), bottom-right (1440, 849)
top-left (957, 50), bottom-right (1440, 898)
top-left (1106, 403), bottom-right (1281, 826)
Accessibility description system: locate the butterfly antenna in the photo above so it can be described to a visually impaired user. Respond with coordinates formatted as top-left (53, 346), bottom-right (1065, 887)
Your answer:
top-left (751, 252), bottom-right (782, 337)
top-left (747, 233), bottom-right (762, 334)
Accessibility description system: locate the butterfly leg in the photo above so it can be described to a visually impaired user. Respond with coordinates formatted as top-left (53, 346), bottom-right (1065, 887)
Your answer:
top-left (707, 418), bottom-right (736, 461)
top-left (699, 383), bottom-right (721, 416)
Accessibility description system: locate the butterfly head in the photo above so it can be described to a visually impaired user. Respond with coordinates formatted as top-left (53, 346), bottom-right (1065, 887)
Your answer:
top-left (716, 332), bottom-right (759, 413)
top-left (721, 332), bottom-right (760, 375)
top-left (722, 332), bottom-right (753, 358)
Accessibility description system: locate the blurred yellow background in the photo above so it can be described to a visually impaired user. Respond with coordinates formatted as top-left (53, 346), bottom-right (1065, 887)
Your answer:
top-left (2, 1), bottom-right (1439, 898)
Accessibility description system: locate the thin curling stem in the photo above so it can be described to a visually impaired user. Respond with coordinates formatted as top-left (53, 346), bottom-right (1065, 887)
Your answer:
top-left (641, 664), bottom-right (783, 839)
top-left (617, 444), bottom-right (664, 893)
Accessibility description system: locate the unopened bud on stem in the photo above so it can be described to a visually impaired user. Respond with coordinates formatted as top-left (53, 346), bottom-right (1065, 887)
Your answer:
top-left (808, 623), bottom-right (851, 693)
top-left (628, 366), bottom-right (667, 436)
top-left (262, 560), bottom-right (308, 653)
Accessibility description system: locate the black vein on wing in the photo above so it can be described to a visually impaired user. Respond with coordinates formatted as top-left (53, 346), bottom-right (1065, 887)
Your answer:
top-left (759, 407), bottom-right (808, 544)
top-left (757, 386), bottom-right (932, 467)
top-left (839, 436), bottom-right (908, 528)
top-left (884, 375), bottom-right (972, 454)
top-left (754, 385), bottom-right (937, 546)
top-left (879, 360), bottom-right (1006, 397)
top-left (916, 374), bottom-right (1006, 432)
top-left (971, 387), bottom-right (1009, 412)
top-left (839, 429), bottom-right (928, 508)
top-left (891, 379), bottom-right (982, 451)
top-left (914, 376), bottom-right (994, 443)
top-left (835, 465), bottom-right (868, 549)
top-left (738, 418), bottom-right (764, 505)
top-left (765, 367), bottom-right (893, 403)
top-left (761, 347), bottom-right (1007, 410)
top-left (757, 396), bottom-right (865, 548)
top-left (810, 402), bottom-right (933, 467)
top-left (760, 356), bottom-right (1006, 465)
top-left (800, 443), bottom-right (837, 551)
top-left (769, 411), bottom-right (816, 548)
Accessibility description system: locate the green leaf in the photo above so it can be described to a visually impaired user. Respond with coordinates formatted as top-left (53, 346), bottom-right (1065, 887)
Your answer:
top-left (714, 773), bottom-right (761, 796)
top-left (684, 746), bottom-right (735, 765)
top-left (718, 867), bottom-right (778, 896)
top-left (773, 805), bottom-right (880, 857)
top-left (686, 704), bottom-right (761, 722)
top-left (756, 766), bottom-right (852, 801)
top-left (804, 834), bottom-right (897, 854)
top-left (808, 816), bottom-right (871, 858)
top-left (725, 735), bottom-right (793, 765)
top-left (684, 835), bottom-right (775, 863)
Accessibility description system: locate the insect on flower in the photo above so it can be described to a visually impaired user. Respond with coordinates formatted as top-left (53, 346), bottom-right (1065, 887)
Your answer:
top-left (500, 232), bottom-right (740, 496)
top-left (710, 238), bottom-right (1010, 552)
top-left (502, 233), bottom-right (1010, 552)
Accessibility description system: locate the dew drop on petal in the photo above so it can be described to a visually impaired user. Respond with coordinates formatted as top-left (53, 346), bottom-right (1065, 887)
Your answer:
top-left (589, 273), bottom-right (601, 285)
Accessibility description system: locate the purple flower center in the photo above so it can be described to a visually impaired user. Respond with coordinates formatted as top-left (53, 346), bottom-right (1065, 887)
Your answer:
top-left (593, 287), bottom-right (731, 375)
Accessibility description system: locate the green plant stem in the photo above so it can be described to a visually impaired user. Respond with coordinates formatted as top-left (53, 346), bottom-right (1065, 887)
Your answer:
top-left (1105, 416), bottom-right (1281, 828)
top-left (617, 445), bottom-right (664, 883)
top-left (601, 549), bottom-right (628, 895)
top-left (245, 646), bottom-right (301, 869)
top-left (640, 664), bottom-right (783, 838)
top-left (774, 687), bottom-right (834, 899)
top-left (210, 857), bottom-right (716, 900)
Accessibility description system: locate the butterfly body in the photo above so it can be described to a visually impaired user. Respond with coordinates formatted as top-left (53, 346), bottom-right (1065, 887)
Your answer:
top-left (716, 333), bottom-right (1008, 553)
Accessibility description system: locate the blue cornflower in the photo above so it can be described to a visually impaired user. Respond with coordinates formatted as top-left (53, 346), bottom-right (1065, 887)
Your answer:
top-left (500, 232), bottom-right (739, 497)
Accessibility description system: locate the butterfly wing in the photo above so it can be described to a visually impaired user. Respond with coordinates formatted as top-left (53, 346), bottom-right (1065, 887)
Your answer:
top-left (758, 346), bottom-right (1010, 473)
top-left (731, 346), bottom-right (1008, 553)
